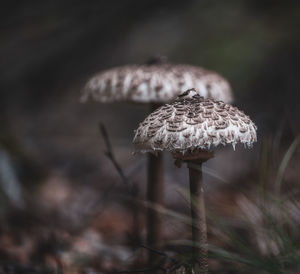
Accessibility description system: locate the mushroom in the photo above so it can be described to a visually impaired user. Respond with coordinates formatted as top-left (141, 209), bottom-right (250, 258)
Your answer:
top-left (80, 64), bottom-right (233, 104)
top-left (133, 89), bottom-right (257, 273)
top-left (81, 63), bottom-right (233, 265)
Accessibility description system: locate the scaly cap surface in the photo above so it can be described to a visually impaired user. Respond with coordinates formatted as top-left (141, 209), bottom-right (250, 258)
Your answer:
top-left (133, 89), bottom-right (257, 154)
top-left (81, 64), bottom-right (233, 104)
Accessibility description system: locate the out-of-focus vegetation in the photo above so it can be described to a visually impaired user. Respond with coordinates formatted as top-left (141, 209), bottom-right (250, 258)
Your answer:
top-left (0, 0), bottom-right (299, 273)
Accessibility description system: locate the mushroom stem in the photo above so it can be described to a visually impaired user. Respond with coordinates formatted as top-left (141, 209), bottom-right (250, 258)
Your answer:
top-left (147, 151), bottom-right (164, 265)
top-left (187, 160), bottom-right (208, 273)
top-left (146, 103), bottom-right (164, 267)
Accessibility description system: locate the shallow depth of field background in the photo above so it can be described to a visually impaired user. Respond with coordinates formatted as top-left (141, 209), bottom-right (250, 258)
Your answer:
top-left (0, 1), bottom-right (299, 273)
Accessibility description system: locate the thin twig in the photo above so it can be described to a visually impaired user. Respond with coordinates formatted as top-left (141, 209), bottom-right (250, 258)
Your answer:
top-left (139, 244), bottom-right (178, 264)
top-left (99, 122), bottom-right (128, 185)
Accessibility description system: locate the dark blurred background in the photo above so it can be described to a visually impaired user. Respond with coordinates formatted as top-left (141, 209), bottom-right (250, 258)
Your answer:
top-left (0, 1), bottom-right (299, 273)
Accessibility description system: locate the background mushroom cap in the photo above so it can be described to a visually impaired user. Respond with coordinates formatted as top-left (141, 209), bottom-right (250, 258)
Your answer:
top-left (133, 89), bottom-right (257, 154)
top-left (81, 64), bottom-right (233, 104)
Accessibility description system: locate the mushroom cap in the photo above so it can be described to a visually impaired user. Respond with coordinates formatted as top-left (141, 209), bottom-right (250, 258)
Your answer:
top-left (81, 64), bottom-right (233, 104)
top-left (133, 89), bottom-right (257, 154)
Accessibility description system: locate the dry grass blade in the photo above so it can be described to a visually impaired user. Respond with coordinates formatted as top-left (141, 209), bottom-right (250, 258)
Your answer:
top-left (140, 200), bottom-right (191, 225)
top-left (203, 166), bottom-right (228, 183)
top-left (99, 122), bottom-right (129, 185)
top-left (275, 135), bottom-right (300, 195)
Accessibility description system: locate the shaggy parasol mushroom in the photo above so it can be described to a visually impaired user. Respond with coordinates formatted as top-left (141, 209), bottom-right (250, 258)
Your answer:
top-left (81, 63), bottom-right (233, 104)
top-left (133, 89), bottom-right (257, 273)
top-left (81, 62), bottom-right (233, 265)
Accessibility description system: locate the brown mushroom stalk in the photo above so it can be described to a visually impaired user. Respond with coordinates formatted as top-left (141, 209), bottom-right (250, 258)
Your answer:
top-left (189, 161), bottom-right (207, 271)
top-left (133, 89), bottom-right (257, 272)
top-left (177, 152), bottom-right (213, 273)
top-left (145, 62), bottom-right (166, 261)
top-left (147, 150), bottom-right (164, 263)
top-left (146, 103), bottom-right (164, 261)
